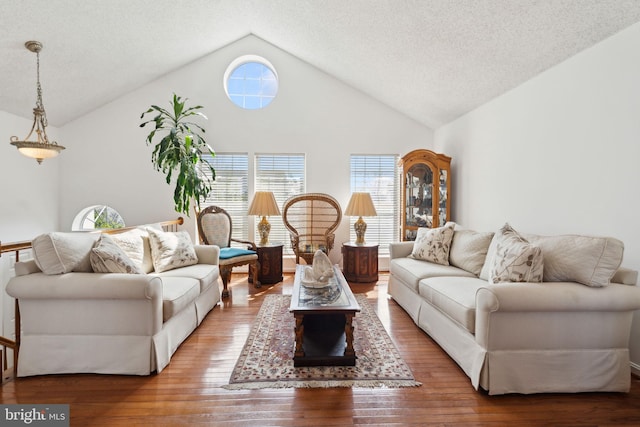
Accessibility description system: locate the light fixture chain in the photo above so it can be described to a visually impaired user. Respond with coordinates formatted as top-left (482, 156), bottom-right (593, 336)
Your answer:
top-left (35, 50), bottom-right (48, 128)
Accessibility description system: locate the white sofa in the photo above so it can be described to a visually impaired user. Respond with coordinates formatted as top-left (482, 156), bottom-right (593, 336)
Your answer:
top-left (388, 223), bottom-right (640, 395)
top-left (6, 225), bottom-right (221, 377)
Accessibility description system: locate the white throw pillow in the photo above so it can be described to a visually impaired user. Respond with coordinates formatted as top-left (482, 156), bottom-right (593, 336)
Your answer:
top-left (109, 228), bottom-right (155, 273)
top-left (410, 222), bottom-right (455, 265)
top-left (90, 235), bottom-right (144, 274)
top-left (109, 229), bottom-right (144, 265)
top-left (147, 228), bottom-right (198, 273)
top-left (524, 233), bottom-right (624, 287)
top-left (449, 229), bottom-right (494, 276)
top-left (32, 232), bottom-right (100, 275)
top-left (489, 224), bottom-right (543, 284)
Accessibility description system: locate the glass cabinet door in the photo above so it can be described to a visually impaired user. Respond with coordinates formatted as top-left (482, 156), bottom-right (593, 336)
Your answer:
top-left (438, 169), bottom-right (448, 227)
top-left (405, 164), bottom-right (434, 235)
top-left (400, 149), bottom-right (451, 241)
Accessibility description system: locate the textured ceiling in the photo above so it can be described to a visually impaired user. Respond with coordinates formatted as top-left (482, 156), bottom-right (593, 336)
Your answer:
top-left (2, 0), bottom-right (640, 129)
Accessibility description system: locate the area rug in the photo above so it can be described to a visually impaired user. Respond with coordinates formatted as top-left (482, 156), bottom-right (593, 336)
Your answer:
top-left (222, 294), bottom-right (421, 389)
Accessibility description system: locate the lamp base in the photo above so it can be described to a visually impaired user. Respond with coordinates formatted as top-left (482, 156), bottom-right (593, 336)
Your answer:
top-left (257, 216), bottom-right (271, 245)
top-left (354, 216), bottom-right (367, 245)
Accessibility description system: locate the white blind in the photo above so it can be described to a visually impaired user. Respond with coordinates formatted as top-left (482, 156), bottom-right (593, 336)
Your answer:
top-left (201, 153), bottom-right (249, 240)
top-left (254, 154), bottom-right (305, 254)
top-left (350, 154), bottom-right (399, 256)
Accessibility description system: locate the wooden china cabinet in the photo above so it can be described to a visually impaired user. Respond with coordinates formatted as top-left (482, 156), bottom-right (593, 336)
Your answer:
top-left (399, 149), bottom-right (452, 241)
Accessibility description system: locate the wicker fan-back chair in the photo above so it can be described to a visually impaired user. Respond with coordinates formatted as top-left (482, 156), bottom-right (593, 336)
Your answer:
top-left (282, 193), bottom-right (342, 265)
top-left (197, 206), bottom-right (259, 298)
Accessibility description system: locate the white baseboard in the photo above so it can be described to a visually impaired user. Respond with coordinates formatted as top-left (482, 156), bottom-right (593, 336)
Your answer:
top-left (631, 361), bottom-right (640, 378)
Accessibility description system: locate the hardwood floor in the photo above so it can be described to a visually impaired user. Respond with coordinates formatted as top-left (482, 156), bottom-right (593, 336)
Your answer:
top-left (2, 273), bottom-right (640, 426)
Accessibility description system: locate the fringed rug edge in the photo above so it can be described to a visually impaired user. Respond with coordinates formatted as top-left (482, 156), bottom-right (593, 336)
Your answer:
top-left (221, 379), bottom-right (422, 390)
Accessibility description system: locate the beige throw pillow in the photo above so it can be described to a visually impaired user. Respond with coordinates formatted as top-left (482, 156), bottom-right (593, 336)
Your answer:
top-left (32, 232), bottom-right (100, 275)
top-left (147, 228), bottom-right (198, 273)
top-left (490, 224), bottom-right (543, 284)
top-left (410, 222), bottom-right (455, 265)
top-left (109, 229), bottom-right (144, 266)
top-left (449, 229), bottom-right (495, 276)
top-left (109, 228), bottom-right (155, 273)
top-left (90, 235), bottom-right (144, 274)
top-left (523, 233), bottom-right (623, 287)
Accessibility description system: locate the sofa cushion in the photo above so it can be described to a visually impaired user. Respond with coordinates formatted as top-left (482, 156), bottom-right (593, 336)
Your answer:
top-left (147, 228), bottom-right (198, 273)
top-left (90, 235), bottom-right (144, 274)
top-left (32, 232), bottom-right (100, 275)
top-left (153, 264), bottom-right (219, 293)
top-left (524, 233), bottom-right (624, 287)
top-left (410, 222), bottom-right (455, 265)
top-left (219, 247), bottom-right (256, 259)
top-left (160, 277), bottom-right (200, 322)
top-left (449, 229), bottom-right (494, 276)
top-left (490, 224), bottom-right (543, 284)
top-left (418, 276), bottom-right (487, 334)
top-left (390, 257), bottom-right (475, 293)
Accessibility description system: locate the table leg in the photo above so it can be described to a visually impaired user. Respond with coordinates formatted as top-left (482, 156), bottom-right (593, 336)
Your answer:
top-left (344, 313), bottom-right (355, 358)
top-left (294, 314), bottom-right (305, 358)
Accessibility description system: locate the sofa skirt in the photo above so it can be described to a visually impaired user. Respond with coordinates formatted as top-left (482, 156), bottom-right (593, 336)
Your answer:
top-left (18, 335), bottom-right (154, 377)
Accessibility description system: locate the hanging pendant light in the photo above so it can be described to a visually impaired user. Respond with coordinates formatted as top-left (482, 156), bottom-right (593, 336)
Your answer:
top-left (10, 41), bottom-right (65, 164)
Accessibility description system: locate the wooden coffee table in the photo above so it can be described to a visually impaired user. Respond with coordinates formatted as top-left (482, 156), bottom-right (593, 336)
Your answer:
top-left (289, 264), bottom-right (361, 367)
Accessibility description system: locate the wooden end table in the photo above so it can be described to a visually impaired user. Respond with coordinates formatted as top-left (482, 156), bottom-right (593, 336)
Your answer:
top-left (255, 243), bottom-right (283, 285)
top-left (342, 242), bottom-right (379, 283)
top-left (289, 265), bottom-right (361, 367)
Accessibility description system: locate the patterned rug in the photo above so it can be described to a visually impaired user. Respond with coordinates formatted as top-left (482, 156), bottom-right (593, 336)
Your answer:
top-left (222, 294), bottom-right (421, 389)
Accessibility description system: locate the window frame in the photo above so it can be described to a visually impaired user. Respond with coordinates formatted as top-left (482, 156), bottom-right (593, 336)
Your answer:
top-left (254, 153), bottom-right (306, 255)
top-left (224, 55), bottom-right (278, 110)
top-left (349, 154), bottom-right (400, 256)
top-left (200, 152), bottom-right (250, 241)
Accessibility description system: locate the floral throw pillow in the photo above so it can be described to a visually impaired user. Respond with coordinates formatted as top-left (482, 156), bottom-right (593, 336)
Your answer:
top-left (147, 228), bottom-right (198, 273)
top-left (90, 234), bottom-right (144, 274)
top-left (490, 223), bottom-right (543, 283)
top-left (410, 222), bottom-right (455, 265)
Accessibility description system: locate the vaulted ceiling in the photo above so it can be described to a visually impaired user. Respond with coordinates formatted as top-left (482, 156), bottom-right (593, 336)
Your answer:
top-left (2, 1), bottom-right (640, 129)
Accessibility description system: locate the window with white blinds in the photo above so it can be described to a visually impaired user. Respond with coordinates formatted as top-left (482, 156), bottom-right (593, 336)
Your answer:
top-left (201, 153), bottom-right (249, 240)
top-left (254, 154), bottom-right (305, 254)
top-left (350, 154), bottom-right (399, 256)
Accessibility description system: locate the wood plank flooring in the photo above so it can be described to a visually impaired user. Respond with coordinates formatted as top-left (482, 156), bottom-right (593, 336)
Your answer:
top-left (2, 273), bottom-right (640, 426)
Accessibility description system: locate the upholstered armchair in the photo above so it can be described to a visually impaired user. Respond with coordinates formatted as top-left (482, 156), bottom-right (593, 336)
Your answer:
top-left (197, 206), bottom-right (259, 297)
top-left (282, 193), bottom-right (342, 265)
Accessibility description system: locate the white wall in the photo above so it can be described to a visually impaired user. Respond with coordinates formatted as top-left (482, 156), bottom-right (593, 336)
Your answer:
top-left (435, 23), bottom-right (640, 372)
top-left (0, 109), bottom-right (60, 355)
top-left (0, 110), bottom-right (60, 241)
top-left (59, 35), bottom-right (434, 267)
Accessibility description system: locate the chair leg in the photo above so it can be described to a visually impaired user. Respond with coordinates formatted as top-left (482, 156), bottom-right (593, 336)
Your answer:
top-left (219, 265), bottom-right (232, 298)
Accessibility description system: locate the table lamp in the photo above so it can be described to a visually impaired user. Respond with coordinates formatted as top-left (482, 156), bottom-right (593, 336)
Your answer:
top-left (344, 192), bottom-right (377, 245)
top-left (248, 191), bottom-right (281, 245)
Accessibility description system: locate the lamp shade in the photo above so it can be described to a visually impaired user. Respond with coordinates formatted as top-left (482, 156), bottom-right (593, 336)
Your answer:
top-left (13, 141), bottom-right (64, 162)
top-left (248, 191), bottom-right (281, 216)
top-left (344, 192), bottom-right (377, 217)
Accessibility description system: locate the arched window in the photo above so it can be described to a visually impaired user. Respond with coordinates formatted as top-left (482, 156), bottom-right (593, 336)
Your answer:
top-left (72, 205), bottom-right (125, 231)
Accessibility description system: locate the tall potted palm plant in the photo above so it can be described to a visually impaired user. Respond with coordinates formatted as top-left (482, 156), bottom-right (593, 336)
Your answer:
top-left (140, 94), bottom-right (215, 216)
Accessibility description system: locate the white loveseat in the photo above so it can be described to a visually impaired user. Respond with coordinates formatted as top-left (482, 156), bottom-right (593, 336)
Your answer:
top-left (6, 225), bottom-right (221, 377)
top-left (388, 223), bottom-right (640, 395)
